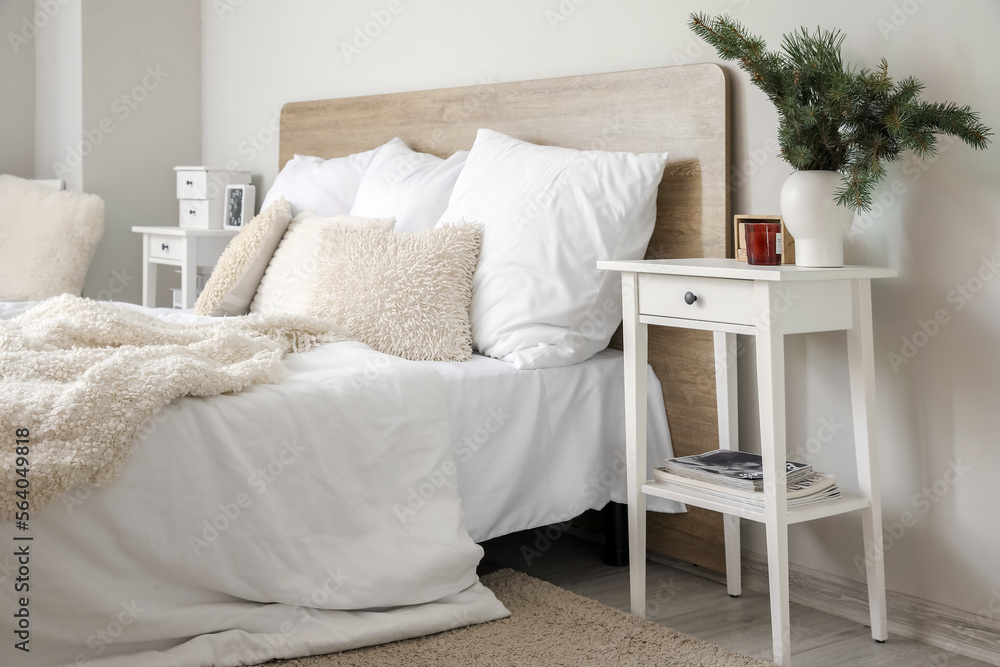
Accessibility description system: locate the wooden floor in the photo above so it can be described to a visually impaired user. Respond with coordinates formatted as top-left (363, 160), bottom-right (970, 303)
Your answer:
top-left (481, 530), bottom-right (991, 667)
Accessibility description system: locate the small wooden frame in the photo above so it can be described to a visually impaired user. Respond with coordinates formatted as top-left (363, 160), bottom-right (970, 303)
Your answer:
top-left (733, 214), bottom-right (795, 265)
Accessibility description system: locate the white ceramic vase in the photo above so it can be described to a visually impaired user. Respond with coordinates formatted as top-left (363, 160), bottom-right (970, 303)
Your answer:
top-left (779, 170), bottom-right (853, 268)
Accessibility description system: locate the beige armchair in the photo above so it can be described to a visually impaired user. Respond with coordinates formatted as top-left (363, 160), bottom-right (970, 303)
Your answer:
top-left (0, 175), bottom-right (105, 301)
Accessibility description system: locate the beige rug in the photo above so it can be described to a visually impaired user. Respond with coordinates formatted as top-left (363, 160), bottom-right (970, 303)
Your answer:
top-left (270, 569), bottom-right (771, 666)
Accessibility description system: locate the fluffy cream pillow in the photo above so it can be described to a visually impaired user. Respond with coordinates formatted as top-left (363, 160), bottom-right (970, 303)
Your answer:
top-left (0, 175), bottom-right (104, 301)
top-left (194, 197), bottom-right (293, 317)
top-left (309, 224), bottom-right (482, 362)
top-left (250, 213), bottom-right (395, 315)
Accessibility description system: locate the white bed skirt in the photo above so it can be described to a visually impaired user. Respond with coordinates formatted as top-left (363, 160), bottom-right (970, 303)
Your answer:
top-left (422, 349), bottom-right (682, 542)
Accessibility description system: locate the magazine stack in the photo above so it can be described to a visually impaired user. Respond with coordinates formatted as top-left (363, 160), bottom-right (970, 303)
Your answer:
top-left (653, 449), bottom-right (841, 507)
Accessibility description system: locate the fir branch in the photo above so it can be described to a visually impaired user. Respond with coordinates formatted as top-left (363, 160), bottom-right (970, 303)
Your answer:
top-left (688, 13), bottom-right (993, 212)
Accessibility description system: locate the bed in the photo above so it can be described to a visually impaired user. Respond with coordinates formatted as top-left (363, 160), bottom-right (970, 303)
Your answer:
top-left (0, 63), bottom-right (729, 666)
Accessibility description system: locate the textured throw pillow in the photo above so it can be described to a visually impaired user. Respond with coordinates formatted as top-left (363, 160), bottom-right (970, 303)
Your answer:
top-left (350, 141), bottom-right (469, 233)
top-left (260, 139), bottom-right (402, 216)
top-left (309, 224), bottom-right (482, 362)
top-left (194, 197), bottom-right (293, 317)
top-left (0, 175), bottom-right (104, 301)
top-left (438, 129), bottom-right (668, 370)
top-left (250, 213), bottom-right (395, 315)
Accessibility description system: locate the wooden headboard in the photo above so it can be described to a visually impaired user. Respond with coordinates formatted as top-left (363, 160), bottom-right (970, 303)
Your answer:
top-left (280, 64), bottom-right (731, 571)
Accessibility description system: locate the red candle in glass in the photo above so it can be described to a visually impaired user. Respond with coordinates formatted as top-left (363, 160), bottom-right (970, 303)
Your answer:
top-left (745, 221), bottom-right (782, 266)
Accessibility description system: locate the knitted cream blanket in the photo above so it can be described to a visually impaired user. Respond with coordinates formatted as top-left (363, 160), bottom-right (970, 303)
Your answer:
top-left (0, 295), bottom-right (347, 519)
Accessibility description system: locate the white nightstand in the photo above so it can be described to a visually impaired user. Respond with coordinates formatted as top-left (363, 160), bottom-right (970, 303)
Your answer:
top-left (132, 226), bottom-right (235, 308)
top-left (598, 257), bottom-right (898, 667)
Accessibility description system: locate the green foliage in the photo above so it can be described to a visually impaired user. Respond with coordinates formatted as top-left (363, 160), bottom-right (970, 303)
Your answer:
top-left (689, 13), bottom-right (992, 212)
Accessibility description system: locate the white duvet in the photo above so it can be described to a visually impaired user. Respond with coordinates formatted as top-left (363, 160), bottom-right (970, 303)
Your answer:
top-left (0, 303), bottom-right (508, 666)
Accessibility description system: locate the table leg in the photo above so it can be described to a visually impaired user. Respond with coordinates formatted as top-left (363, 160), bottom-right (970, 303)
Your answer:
top-left (622, 272), bottom-right (648, 618)
top-left (714, 331), bottom-right (742, 597)
top-left (181, 240), bottom-right (197, 309)
top-left (846, 279), bottom-right (889, 642)
top-left (756, 284), bottom-right (791, 666)
top-left (142, 235), bottom-right (156, 308)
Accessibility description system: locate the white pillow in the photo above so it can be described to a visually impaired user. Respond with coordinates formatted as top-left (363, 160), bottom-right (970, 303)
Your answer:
top-left (0, 175), bottom-right (104, 301)
top-left (439, 129), bottom-right (668, 369)
top-left (260, 139), bottom-right (401, 216)
top-left (194, 197), bottom-right (293, 317)
top-left (250, 212), bottom-right (395, 315)
top-left (350, 141), bottom-right (469, 233)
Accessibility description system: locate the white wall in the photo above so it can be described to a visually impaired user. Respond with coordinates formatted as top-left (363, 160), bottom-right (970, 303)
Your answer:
top-left (33, 0), bottom-right (82, 191)
top-left (77, 0), bottom-right (202, 304)
top-left (0, 0), bottom-right (37, 178)
top-left (29, 0), bottom-right (201, 304)
top-left (204, 0), bottom-right (1000, 618)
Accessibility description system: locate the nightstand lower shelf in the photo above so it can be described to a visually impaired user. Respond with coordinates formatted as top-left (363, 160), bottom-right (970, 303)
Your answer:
top-left (641, 482), bottom-right (870, 524)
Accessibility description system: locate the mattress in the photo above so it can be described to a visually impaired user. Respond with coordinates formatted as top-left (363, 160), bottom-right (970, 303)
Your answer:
top-left (0, 301), bottom-right (684, 663)
top-left (0, 300), bottom-right (683, 543)
top-left (423, 349), bottom-right (684, 542)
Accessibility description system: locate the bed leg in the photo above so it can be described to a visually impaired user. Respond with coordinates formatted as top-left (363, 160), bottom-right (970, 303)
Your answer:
top-left (603, 502), bottom-right (629, 566)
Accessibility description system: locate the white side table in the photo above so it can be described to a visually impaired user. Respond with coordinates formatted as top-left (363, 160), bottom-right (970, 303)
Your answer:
top-left (132, 226), bottom-right (236, 308)
top-left (598, 257), bottom-right (898, 666)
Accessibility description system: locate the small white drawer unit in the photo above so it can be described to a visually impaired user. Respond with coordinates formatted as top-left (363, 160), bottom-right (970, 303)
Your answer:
top-left (175, 167), bottom-right (251, 230)
top-left (133, 226), bottom-right (237, 308)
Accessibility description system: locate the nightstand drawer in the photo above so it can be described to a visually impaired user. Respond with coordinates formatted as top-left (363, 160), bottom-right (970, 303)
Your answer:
top-left (179, 199), bottom-right (209, 229)
top-left (176, 169), bottom-right (208, 199)
top-left (148, 234), bottom-right (185, 261)
top-left (179, 198), bottom-right (227, 230)
top-left (638, 274), bottom-right (754, 325)
top-left (175, 167), bottom-right (252, 200)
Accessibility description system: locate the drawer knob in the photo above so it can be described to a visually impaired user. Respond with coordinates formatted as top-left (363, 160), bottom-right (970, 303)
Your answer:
top-left (684, 291), bottom-right (698, 305)
top-left (161, 243), bottom-right (170, 252)
top-left (189, 210), bottom-right (196, 215)
top-left (186, 180), bottom-right (193, 186)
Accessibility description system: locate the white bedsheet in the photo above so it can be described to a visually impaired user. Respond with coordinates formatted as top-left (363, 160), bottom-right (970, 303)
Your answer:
top-left (0, 300), bottom-right (35, 319)
top-left (0, 302), bottom-right (508, 666)
top-left (424, 350), bottom-right (683, 542)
